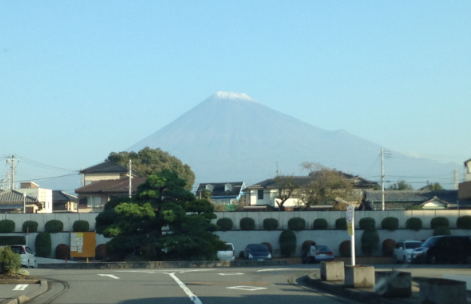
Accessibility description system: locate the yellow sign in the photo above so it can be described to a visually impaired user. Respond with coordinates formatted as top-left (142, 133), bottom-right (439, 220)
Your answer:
top-left (347, 222), bottom-right (353, 235)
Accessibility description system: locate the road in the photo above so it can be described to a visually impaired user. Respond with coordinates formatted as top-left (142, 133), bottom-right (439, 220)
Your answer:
top-left (22, 265), bottom-right (355, 304)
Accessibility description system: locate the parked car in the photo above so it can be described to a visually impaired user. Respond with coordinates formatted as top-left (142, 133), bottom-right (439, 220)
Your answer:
top-left (0, 245), bottom-right (37, 268)
top-left (394, 240), bottom-right (423, 263)
top-left (244, 244), bottom-right (272, 260)
top-left (412, 236), bottom-right (471, 264)
top-left (302, 245), bottom-right (334, 264)
top-left (217, 243), bottom-right (235, 261)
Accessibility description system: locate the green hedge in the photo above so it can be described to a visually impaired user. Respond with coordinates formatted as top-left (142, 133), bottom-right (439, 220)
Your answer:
top-left (457, 216), bottom-right (471, 229)
top-left (381, 217), bottom-right (399, 231)
top-left (361, 228), bottom-right (379, 256)
top-left (263, 218), bottom-right (279, 230)
top-left (240, 217), bottom-right (255, 230)
top-left (35, 232), bottom-right (52, 257)
top-left (406, 217), bottom-right (422, 231)
top-left (45, 220), bottom-right (64, 233)
top-left (279, 229), bottom-right (296, 257)
top-left (433, 226), bottom-right (451, 236)
top-left (217, 218), bottom-right (233, 231)
top-left (336, 218), bottom-right (347, 230)
top-left (55, 244), bottom-right (70, 260)
top-left (313, 218), bottom-right (328, 230)
top-left (288, 217), bottom-right (305, 231)
top-left (382, 239), bottom-right (397, 257)
top-left (0, 220), bottom-right (15, 233)
top-left (359, 217), bottom-right (376, 230)
top-left (72, 220), bottom-right (90, 232)
top-left (22, 221), bottom-right (38, 233)
top-left (0, 236), bottom-right (26, 246)
top-left (431, 217), bottom-right (449, 229)
top-left (339, 240), bottom-right (351, 257)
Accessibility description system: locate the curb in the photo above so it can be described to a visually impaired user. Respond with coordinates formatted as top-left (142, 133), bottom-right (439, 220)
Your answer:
top-left (0, 280), bottom-right (48, 304)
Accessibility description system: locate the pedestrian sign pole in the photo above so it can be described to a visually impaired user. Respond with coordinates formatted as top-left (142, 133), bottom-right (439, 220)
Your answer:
top-left (346, 206), bottom-right (356, 266)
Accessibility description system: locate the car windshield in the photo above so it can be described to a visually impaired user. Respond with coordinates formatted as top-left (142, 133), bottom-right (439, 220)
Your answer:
top-left (221, 244), bottom-right (233, 251)
top-left (316, 245), bottom-right (331, 252)
top-left (405, 242), bottom-right (422, 249)
top-left (249, 244), bottom-right (268, 252)
top-left (422, 237), bottom-right (439, 248)
top-left (9, 247), bottom-right (23, 254)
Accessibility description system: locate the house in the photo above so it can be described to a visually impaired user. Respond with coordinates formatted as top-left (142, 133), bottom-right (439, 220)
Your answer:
top-left (459, 158), bottom-right (471, 204)
top-left (245, 172), bottom-right (378, 210)
top-left (79, 160), bottom-right (139, 186)
top-left (0, 189), bottom-right (41, 213)
top-left (15, 182), bottom-right (53, 213)
top-left (75, 177), bottom-right (147, 213)
top-left (195, 182), bottom-right (246, 205)
top-left (52, 191), bottom-right (78, 212)
top-left (360, 190), bottom-right (464, 210)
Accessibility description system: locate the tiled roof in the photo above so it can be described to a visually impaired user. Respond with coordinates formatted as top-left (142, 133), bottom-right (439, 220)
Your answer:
top-left (53, 190), bottom-right (77, 202)
top-left (80, 160), bottom-right (130, 174)
top-left (364, 190), bottom-right (459, 204)
top-left (0, 190), bottom-right (37, 205)
top-left (75, 177), bottom-right (147, 194)
top-left (196, 182), bottom-right (244, 196)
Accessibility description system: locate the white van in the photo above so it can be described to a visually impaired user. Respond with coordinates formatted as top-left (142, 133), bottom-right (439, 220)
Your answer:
top-left (217, 243), bottom-right (235, 261)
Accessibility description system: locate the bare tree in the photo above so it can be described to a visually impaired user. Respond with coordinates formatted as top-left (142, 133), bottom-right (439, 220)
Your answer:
top-left (273, 175), bottom-right (298, 211)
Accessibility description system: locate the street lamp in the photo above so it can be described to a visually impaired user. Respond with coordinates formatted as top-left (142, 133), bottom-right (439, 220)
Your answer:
top-left (23, 193), bottom-right (26, 214)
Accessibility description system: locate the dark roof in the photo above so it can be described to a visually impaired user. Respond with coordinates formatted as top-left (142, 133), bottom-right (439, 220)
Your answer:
top-left (364, 190), bottom-right (459, 204)
top-left (196, 182), bottom-right (244, 196)
top-left (75, 177), bottom-right (147, 194)
top-left (53, 190), bottom-right (77, 202)
top-left (80, 160), bottom-right (130, 174)
top-left (465, 159), bottom-right (471, 166)
top-left (0, 190), bottom-right (37, 205)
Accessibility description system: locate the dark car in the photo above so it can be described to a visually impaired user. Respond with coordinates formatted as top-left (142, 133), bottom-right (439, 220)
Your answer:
top-left (244, 244), bottom-right (272, 260)
top-left (412, 236), bottom-right (471, 264)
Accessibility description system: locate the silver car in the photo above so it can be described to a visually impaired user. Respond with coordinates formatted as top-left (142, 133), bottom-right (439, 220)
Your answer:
top-left (394, 240), bottom-right (422, 263)
top-left (217, 243), bottom-right (235, 261)
top-left (1, 245), bottom-right (37, 268)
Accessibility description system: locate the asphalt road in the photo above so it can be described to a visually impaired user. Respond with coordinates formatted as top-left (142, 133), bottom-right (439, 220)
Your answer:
top-left (23, 265), bottom-right (356, 304)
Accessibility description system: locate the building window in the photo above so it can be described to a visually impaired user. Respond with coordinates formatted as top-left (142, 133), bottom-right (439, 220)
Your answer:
top-left (258, 190), bottom-right (264, 200)
top-left (87, 196), bottom-right (102, 207)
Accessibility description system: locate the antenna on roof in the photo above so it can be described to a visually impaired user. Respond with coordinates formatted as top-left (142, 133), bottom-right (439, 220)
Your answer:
top-left (276, 161), bottom-right (279, 177)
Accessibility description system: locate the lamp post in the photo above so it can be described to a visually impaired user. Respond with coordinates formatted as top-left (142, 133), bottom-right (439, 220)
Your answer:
top-left (23, 193), bottom-right (26, 214)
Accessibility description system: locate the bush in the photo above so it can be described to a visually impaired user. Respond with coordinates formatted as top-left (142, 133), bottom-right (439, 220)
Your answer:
top-left (216, 218), bottom-right (233, 231)
top-left (0, 219), bottom-right (15, 233)
top-left (381, 217), bottom-right (399, 231)
top-left (240, 217), bottom-right (255, 230)
top-left (457, 216), bottom-right (471, 229)
top-left (0, 236), bottom-right (26, 246)
top-left (55, 244), bottom-right (70, 260)
top-left (96, 244), bottom-right (107, 260)
top-left (73, 220), bottom-right (90, 232)
top-left (336, 218), bottom-right (347, 230)
top-left (35, 232), bottom-right (52, 257)
top-left (0, 246), bottom-right (21, 275)
top-left (431, 217), bottom-right (449, 229)
top-left (301, 240), bottom-right (316, 252)
top-left (339, 240), bottom-right (351, 257)
top-left (406, 217), bottom-right (422, 231)
top-left (279, 230), bottom-right (297, 257)
top-left (22, 221), bottom-right (38, 233)
top-left (359, 217), bottom-right (376, 230)
top-left (288, 217), bottom-right (306, 231)
top-left (239, 251), bottom-right (245, 259)
top-left (45, 220), bottom-right (64, 233)
top-left (433, 226), bottom-right (451, 236)
top-left (382, 239), bottom-right (397, 257)
top-left (261, 242), bottom-right (273, 254)
top-left (361, 229), bottom-right (380, 256)
top-left (263, 218), bottom-right (279, 230)
top-left (313, 218), bottom-right (328, 230)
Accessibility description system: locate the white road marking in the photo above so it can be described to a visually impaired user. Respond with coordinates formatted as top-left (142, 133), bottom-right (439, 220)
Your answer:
top-left (13, 284), bottom-right (28, 291)
top-left (98, 274), bottom-right (120, 279)
top-left (218, 273), bottom-right (244, 276)
top-left (115, 269), bottom-right (211, 274)
top-left (227, 286), bottom-right (267, 291)
top-left (167, 272), bottom-right (203, 304)
top-left (257, 268), bottom-right (298, 272)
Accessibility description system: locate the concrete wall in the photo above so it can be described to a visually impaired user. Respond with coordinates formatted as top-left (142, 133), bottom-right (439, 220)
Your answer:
top-left (0, 213), bottom-right (98, 232)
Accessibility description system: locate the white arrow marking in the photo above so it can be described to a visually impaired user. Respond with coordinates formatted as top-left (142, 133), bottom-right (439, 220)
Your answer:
top-left (168, 272), bottom-right (203, 304)
top-left (13, 284), bottom-right (28, 291)
top-left (218, 273), bottom-right (244, 276)
top-left (98, 274), bottom-right (120, 279)
top-left (227, 286), bottom-right (267, 291)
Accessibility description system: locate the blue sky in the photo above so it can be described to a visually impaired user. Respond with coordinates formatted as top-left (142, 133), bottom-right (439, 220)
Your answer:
top-left (1, 1), bottom-right (470, 191)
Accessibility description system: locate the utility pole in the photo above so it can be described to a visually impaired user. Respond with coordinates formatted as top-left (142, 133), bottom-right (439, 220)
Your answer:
top-left (4, 155), bottom-right (17, 189)
top-left (454, 167), bottom-right (459, 190)
top-left (381, 149), bottom-right (385, 211)
top-left (128, 159), bottom-right (132, 198)
top-left (6, 172), bottom-right (11, 190)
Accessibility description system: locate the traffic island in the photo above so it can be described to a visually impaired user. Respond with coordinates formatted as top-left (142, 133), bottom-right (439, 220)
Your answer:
top-left (345, 265), bottom-right (375, 288)
top-left (320, 261), bottom-right (344, 281)
top-left (419, 278), bottom-right (467, 304)
top-left (375, 271), bottom-right (411, 298)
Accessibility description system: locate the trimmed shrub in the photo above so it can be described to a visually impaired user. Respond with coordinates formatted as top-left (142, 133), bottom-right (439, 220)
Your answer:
top-left (406, 217), bottom-right (422, 231)
top-left (382, 239), bottom-right (397, 257)
top-left (381, 217), bottom-right (399, 231)
top-left (263, 218), bottom-right (279, 230)
top-left (22, 221), bottom-right (38, 233)
top-left (431, 217), bottom-right (449, 229)
top-left (288, 217), bottom-right (306, 231)
top-left (239, 251), bottom-right (245, 259)
top-left (301, 240), bottom-right (316, 253)
top-left (96, 244), bottom-right (107, 260)
top-left (336, 218), bottom-right (347, 230)
top-left (45, 220), bottom-right (64, 233)
top-left (0, 219), bottom-right (15, 233)
top-left (359, 217), bottom-right (376, 230)
top-left (73, 220), bottom-right (90, 232)
top-left (457, 216), bottom-right (471, 229)
top-left (279, 230), bottom-right (297, 257)
top-left (313, 218), bottom-right (328, 230)
top-left (0, 236), bottom-right (26, 246)
top-left (433, 226), bottom-right (451, 236)
top-left (261, 242), bottom-right (273, 254)
top-left (361, 228), bottom-right (380, 256)
top-left (339, 240), bottom-right (351, 257)
top-left (0, 246), bottom-right (22, 275)
top-left (35, 232), bottom-right (52, 257)
top-left (55, 244), bottom-right (70, 260)
top-left (240, 217), bottom-right (255, 230)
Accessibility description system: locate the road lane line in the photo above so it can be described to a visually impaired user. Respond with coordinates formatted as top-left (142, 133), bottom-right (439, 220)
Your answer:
top-left (98, 274), bottom-right (120, 279)
top-left (168, 272), bottom-right (202, 304)
top-left (13, 284), bottom-right (28, 291)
